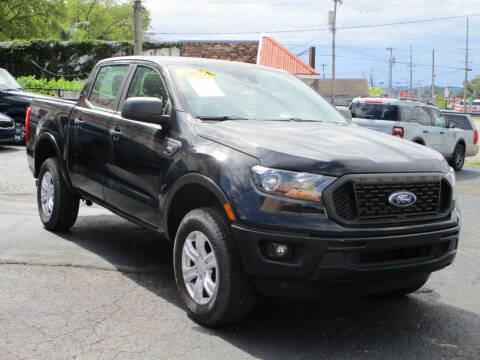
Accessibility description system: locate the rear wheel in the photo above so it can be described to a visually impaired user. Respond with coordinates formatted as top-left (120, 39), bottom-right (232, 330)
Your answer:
top-left (37, 157), bottom-right (79, 231)
top-left (173, 207), bottom-right (256, 326)
top-left (450, 143), bottom-right (465, 171)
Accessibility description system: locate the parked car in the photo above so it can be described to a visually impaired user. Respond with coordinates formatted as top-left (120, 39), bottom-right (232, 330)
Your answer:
top-left (0, 68), bottom-right (50, 144)
top-left (454, 99), bottom-right (480, 113)
top-left (350, 97), bottom-right (466, 171)
top-left (441, 110), bottom-right (479, 157)
top-left (0, 113), bottom-right (16, 145)
top-left (27, 57), bottom-right (459, 326)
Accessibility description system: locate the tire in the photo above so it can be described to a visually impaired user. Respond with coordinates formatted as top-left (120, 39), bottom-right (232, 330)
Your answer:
top-left (13, 121), bottom-right (25, 145)
top-left (450, 143), bottom-right (465, 171)
top-left (173, 207), bottom-right (256, 326)
top-left (37, 157), bottom-right (79, 231)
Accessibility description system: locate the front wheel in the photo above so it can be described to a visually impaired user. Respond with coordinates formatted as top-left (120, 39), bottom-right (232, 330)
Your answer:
top-left (37, 157), bottom-right (79, 231)
top-left (450, 143), bottom-right (465, 171)
top-left (173, 207), bottom-right (256, 326)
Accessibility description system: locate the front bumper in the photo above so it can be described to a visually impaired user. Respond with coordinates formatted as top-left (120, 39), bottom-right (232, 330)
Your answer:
top-left (0, 128), bottom-right (16, 144)
top-left (231, 213), bottom-right (459, 297)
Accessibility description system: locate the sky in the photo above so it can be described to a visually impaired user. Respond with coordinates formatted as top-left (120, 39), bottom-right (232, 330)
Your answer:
top-left (142, 0), bottom-right (480, 88)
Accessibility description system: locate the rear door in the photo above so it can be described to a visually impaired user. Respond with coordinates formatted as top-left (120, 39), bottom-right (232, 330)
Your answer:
top-left (104, 64), bottom-right (174, 227)
top-left (410, 106), bottom-right (441, 151)
top-left (68, 64), bottom-right (130, 200)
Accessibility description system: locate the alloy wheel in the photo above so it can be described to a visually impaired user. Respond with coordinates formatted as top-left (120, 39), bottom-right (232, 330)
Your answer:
top-left (40, 171), bottom-right (55, 219)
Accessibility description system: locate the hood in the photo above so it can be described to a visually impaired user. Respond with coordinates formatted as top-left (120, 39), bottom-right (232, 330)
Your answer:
top-left (196, 120), bottom-right (450, 176)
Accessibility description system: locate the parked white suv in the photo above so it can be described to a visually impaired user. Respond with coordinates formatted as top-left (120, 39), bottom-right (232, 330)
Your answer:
top-left (350, 97), bottom-right (466, 171)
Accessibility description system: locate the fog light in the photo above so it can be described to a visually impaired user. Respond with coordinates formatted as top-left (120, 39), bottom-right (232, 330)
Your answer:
top-left (266, 243), bottom-right (291, 259)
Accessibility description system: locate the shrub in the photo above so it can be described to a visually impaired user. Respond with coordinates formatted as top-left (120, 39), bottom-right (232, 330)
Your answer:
top-left (17, 76), bottom-right (83, 96)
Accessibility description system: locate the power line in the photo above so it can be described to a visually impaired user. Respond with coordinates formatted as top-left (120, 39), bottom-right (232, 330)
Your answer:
top-left (154, 13), bottom-right (480, 35)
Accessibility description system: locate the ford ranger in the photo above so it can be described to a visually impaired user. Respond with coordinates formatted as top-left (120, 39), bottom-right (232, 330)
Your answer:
top-left (26, 57), bottom-right (460, 326)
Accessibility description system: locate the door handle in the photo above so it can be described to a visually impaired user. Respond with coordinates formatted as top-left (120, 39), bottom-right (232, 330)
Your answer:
top-left (110, 128), bottom-right (122, 141)
top-left (423, 130), bottom-right (429, 133)
top-left (73, 118), bottom-right (85, 126)
top-left (440, 131), bottom-right (445, 134)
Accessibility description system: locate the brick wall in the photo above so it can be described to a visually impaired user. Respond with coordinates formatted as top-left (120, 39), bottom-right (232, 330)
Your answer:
top-left (180, 41), bottom-right (259, 64)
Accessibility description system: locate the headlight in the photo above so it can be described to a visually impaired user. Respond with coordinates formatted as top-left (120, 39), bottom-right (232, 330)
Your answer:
top-left (251, 165), bottom-right (336, 203)
top-left (446, 166), bottom-right (456, 188)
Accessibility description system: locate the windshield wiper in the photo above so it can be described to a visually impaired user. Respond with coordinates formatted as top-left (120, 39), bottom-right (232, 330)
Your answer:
top-left (3, 87), bottom-right (24, 92)
top-left (197, 115), bottom-right (249, 121)
top-left (287, 118), bottom-right (322, 122)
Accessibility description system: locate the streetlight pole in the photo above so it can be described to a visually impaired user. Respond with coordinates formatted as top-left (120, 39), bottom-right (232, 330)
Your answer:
top-left (133, 0), bottom-right (143, 55)
top-left (330, 0), bottom-right (341, 104)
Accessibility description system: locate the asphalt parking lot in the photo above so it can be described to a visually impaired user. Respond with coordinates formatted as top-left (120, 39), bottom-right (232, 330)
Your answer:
top-left (0, 145), bottom-right (479, 360)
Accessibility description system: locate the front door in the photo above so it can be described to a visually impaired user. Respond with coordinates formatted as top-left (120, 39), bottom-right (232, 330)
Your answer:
top-left (104, 65), bottom-right (173, 227)
top-left (68, 64), bottom-right (130, 200)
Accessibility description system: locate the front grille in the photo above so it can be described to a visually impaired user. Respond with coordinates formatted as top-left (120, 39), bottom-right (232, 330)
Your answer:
top-left (0, 121), bottom-right (14, 129)
top-left (327, 174), bottom-right (452, 225)
top-left (355, 181), bottom-right (440, 219)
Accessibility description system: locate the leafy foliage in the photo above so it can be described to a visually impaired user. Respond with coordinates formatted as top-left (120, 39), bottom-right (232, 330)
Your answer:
top-left (0, 0), bottom-right (151, 41)
top-left (17, 76), bottom-right (84, 96)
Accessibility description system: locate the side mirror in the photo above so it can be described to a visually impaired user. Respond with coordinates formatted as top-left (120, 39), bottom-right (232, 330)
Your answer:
top-left (121, 97), bottom-right (170, 126)
top-left (447, 122), bottom-right (455, 129)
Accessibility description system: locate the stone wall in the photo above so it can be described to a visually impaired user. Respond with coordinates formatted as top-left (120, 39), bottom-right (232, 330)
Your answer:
top-left (180, 41), bottom-right (258, 64)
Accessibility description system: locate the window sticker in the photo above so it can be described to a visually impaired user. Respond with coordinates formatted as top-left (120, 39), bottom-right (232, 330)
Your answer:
top-left (176, 69), bottom-right (216, 78)
top-left (187, 78), bottom-right (225, 97)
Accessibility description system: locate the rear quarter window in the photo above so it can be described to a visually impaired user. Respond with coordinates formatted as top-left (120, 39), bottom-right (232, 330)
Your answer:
top-left (350, 103), bottom-right (399, 121)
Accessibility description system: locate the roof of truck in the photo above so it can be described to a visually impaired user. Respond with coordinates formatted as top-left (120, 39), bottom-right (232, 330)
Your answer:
top-left (98, 56), bottom-right (287, 73)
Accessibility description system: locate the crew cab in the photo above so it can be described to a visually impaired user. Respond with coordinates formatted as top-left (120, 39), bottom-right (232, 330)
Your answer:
top-left (350, 97), bottom-right (466, 171)
top-left (27, 57), bottom-right (460, 326)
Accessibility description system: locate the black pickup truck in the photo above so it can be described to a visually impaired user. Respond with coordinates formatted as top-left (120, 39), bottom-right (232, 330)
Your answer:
top-left (27, 56), bottom-right (460, 326)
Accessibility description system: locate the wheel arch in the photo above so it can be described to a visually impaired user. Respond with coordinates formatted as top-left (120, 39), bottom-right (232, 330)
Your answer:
top-left (163, 173), bottom-right (233, 242)
top-left (34, 133), bottom-right (75, 193)
top-left (411, 137), bottom-right (425, 145)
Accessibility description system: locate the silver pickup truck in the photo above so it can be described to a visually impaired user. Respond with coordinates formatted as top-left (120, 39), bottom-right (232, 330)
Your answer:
top-left (350, 97), bottom-right (466, 171)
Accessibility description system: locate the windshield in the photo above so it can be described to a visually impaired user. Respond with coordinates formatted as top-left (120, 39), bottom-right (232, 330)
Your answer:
top-left (0, 69), bottom-right (21, 91)
top-left (168, 64), bottom-right (345, 123)
top-left (351, 102), bottom-right (399, 121)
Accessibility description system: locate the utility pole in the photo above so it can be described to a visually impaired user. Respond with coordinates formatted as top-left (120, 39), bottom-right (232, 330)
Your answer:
top-left (133, 0), bottom-right (143, 55)
top-left (409, 46), bottom-right (413, 97)
top-left (369, 67), bottom-right (374, 87)
top-left (329, 0), bottom-right (341, 104)
top-left (387, 47), bottom-right (394, 97)
top-left (418, 80), bottom-right (421, 100)
top-left (464, 16), bottom-right (469, 113)
top-left (431, 49), bottom-right (435, 103)
top-left (320, 64), bottom-right (326, 79)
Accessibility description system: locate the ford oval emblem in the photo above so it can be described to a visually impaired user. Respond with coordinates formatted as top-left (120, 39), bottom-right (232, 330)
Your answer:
top-left (388, 191), bottom-right (417, 207)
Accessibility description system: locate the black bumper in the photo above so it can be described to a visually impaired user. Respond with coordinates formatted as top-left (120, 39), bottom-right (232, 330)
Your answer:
top-left (231, 219), bottom-right (459, 297)
top-left (0, 128), bottom-right (15, 143)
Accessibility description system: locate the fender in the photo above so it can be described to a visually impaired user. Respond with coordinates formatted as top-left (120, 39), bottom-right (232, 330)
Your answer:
top-left (162, 173), bottom-right (230, 239)
top-left (34, 132), bottom-right (76, 193)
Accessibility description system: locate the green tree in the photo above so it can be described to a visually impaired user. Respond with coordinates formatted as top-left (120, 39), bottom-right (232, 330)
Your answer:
top-left (0, 0), bottom-right (65, 41)
top-left (62, 0), bottom-right (150, 41)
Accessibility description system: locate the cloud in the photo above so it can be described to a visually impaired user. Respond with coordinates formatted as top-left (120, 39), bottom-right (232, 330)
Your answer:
top-left (142, 0), bottom-right (480, 85)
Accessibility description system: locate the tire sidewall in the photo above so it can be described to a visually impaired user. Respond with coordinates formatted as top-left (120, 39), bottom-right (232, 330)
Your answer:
top-left (173, 209), bottom-right (232, 322)
top-left (453, 144), bottom-right (465, 171)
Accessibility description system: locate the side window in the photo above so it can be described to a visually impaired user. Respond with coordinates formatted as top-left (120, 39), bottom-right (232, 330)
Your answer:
top-left (430, 109), bottom-right (446, 127)
top-left (89, 65), bottom-right (129, 110)
top-left (399, 106), bottom-right (415, 122)
top-left (411, 106), bottom-right (432, 126)
top-left (127, 66), bottom-right (169, 114)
